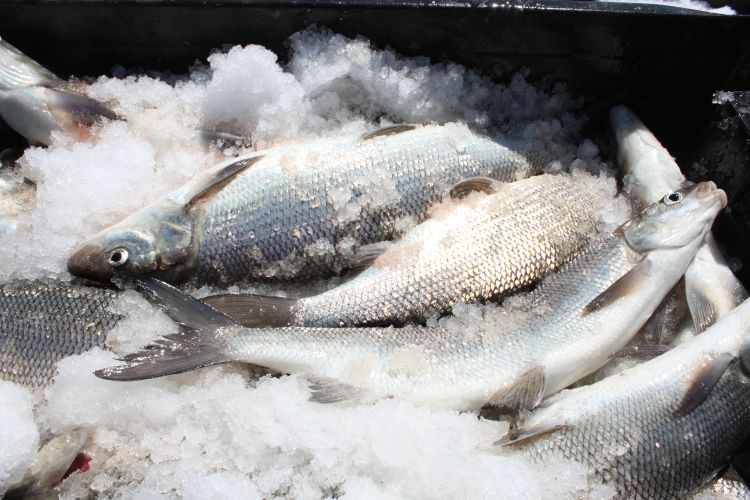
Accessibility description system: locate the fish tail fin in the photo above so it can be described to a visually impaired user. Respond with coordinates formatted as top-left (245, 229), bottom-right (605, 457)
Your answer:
top-left (202, 293), bottom-right (298, 327)
top-left (95, 279), bottom-right (237, 381)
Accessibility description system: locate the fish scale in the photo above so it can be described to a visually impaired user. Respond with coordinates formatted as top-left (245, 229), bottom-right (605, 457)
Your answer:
top-left (291, 174), bottom-right (599, 326)
top-left (514, 298), bottom-right (750, 499)
top-left (0, 280), bottom-right (122, 387)
top-left (193, 123), bottom-right (549, 283)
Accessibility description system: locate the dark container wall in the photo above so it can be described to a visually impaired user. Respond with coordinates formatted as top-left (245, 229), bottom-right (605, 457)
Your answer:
top-left (0, 1), bottom-right (748, 258)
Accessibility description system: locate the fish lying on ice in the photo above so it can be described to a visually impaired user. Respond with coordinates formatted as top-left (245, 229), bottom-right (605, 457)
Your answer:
top-left (203, 173), bottom-right (601, 327)
top-left (96, 181), bottom-right (724, 413)
top-left (0, 279), bottom-right (123, 388)
top-left (0, 164), bottom-right (35, 236)
top-left (68, 123), bottom-right (557, 285)
top-left (0, 37), bottom-right (119, 145)
top-left (499, 295), bottom-right (750, 499)
top-left (611, 105), bottom-right (747, 336)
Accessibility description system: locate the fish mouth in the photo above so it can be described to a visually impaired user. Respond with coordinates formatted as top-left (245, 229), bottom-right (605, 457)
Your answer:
top-left (696, 181), bottom-right (727, 209)
top-left (67, 244), bottom-right (114, 283)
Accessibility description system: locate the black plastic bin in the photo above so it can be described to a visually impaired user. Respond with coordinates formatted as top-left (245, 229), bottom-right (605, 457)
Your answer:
top-left (1, 0), bottom-right (750, 486)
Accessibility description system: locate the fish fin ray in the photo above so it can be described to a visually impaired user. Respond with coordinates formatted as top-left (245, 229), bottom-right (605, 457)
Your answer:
top-left (488, 365), bottom-right (546, 413)
top-left (672, 353), bottom-right (735, 418)
top-left (134, 278), bottom-right (237, 329)
top-left (344, 241), bottom-right (392, 277)
top-left (48, 88), bottom-right (120, 124)
top-left (685, 285), bottom-right (719, 334)
top-left (582, 257), bottom-right (651, 315)
top-left (450, 176), bottom-right (501, 199)
top-left (618, 344), bottom-right (673, 359)
top-left (202, 293), bottom-right (297, 327)
top-left (360, 124), bottom-right (417, 140)
top-left (494, 422), bottom-right (571, 447)
top-left (185, 155), bottom-right (264, 206)
top-left (307, 375), bottom-right (367, 403)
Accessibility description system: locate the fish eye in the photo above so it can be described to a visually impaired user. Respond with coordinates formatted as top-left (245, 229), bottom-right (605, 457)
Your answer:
top-left (663, 192), bottom-right (683, 205)
top-left (107, 248), bottom-right (129, 267)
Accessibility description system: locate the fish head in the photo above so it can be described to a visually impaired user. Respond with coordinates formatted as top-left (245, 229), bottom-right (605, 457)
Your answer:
top-left (67, 199), bottom-right (195, 283)
top-left (618, 181), bottom-right (727, 253)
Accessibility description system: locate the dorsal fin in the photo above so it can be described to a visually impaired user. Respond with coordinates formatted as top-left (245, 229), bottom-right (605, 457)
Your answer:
top-left (582, 257), bottom-right (651, 316)
top-left (184, 155), bottom-right (264, 207)
top-left (450, 176), bottom-right (501, 199)
top-left (360, 124), bottom-right (418, 140)
top-left (672, 353), bottom-right (734, 418)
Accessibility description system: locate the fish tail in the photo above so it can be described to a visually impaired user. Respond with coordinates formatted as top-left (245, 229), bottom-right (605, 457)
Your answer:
top-left (95, 279), bottom-right (237, 381)
top-left (202, 293), bottom-right (298, 327)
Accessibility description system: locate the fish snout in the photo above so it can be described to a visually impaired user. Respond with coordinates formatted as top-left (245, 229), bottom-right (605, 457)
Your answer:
top-left (67, 244), bottom-right (114, 282)
top-left (695, 181), bottom-right (727, 209)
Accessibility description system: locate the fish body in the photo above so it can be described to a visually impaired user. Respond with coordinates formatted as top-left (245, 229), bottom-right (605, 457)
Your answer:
top-left (0, 166), bottom-right (35, 236)
top-left (506, 296), bottom-right (750, 499)
top-left (205, 173), bottom-right (600, 327)
top-left (69, 123), bottom-right (554, 285)
top-left (611, 105), bottom-right (748, 334)
top-left (0, 280), bottom-right (122, 387)
top-left (99, 182), bottom-right (725, 412)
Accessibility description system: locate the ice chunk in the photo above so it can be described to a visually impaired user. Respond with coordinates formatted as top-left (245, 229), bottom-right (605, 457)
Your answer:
top-left (0, 381), bottom-right (39, 495)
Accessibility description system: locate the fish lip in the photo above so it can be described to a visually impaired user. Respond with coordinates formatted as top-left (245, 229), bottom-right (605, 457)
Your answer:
top-left (695, 181), bottom-right (727, 209)
top-left (67, 244), bottom-right (114, 282)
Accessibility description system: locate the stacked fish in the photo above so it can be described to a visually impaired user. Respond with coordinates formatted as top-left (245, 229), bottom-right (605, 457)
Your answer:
top-left (2, 38), bottom-right (750, 499)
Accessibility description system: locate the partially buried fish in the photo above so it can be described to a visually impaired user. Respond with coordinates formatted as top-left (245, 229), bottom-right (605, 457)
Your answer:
top-left (68, 123), bottom-right (556, 285)
top-left (97, 181), bottom-right (724, 413)
top-left (498, 295), bottom-right (750, 498)
top-left (0, 279), bottom-right (123, 388)
top-left (0, 163), bottom-right (35, 236)
top-left (204, 173), bottom-right (601, 327)
top-left (0, 37), bottom-right (119, 145)
top-left (611, 105), bottom-right (747, 338)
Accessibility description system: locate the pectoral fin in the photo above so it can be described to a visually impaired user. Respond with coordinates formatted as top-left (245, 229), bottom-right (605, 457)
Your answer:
top-left (494, 422), bottom-right (571, 447)
top-left (672, 353), bottom-right (734, 418)
top-left (344, 241), bottom-right (392, 277)
top-left (582, 257), bottom-right (651, 315)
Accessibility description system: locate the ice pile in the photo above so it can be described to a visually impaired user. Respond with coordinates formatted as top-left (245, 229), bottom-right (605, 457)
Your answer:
top-left (0, 28), bottom-right (635, 498)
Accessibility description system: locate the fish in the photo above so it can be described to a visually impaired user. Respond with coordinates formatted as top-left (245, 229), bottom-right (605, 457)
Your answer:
top-left (203, 173), bottom-right (601, 327)
top-left (96, 181), bottom-right (724, 413)
top-left (611, 105), bottom-right (748, 336)
top-left (0, 280), bottom-right (123, 388)
top-left (497, 295), bottom-right (750, 499)
top-left (0, 164), bottom-right (35, 236)
top-left (68, 123), bottom-right (557, 285)
top-left (0, 38), bottom-right (119, 146)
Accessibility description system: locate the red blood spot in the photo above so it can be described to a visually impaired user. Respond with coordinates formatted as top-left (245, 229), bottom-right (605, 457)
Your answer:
top-left (55, 453), bottom-right (92, 486)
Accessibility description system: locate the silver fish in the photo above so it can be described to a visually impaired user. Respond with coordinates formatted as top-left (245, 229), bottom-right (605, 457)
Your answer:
top-left (97, 182), bottom-right (724, 413)
top-left (203, 173), bottom-right (600, 327)
top-left (611, 105), bottom-right (748, 335)
top-left (68, 123), bottom-right (555, 285)
top-left (0, 165), bottom-right (35, 236)
top-left (0, 37), bottom-right (118, 146)
top-left (0, 280), bottom-right (123, 388)
top-left (499, 296), bottom-right (750, 499)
